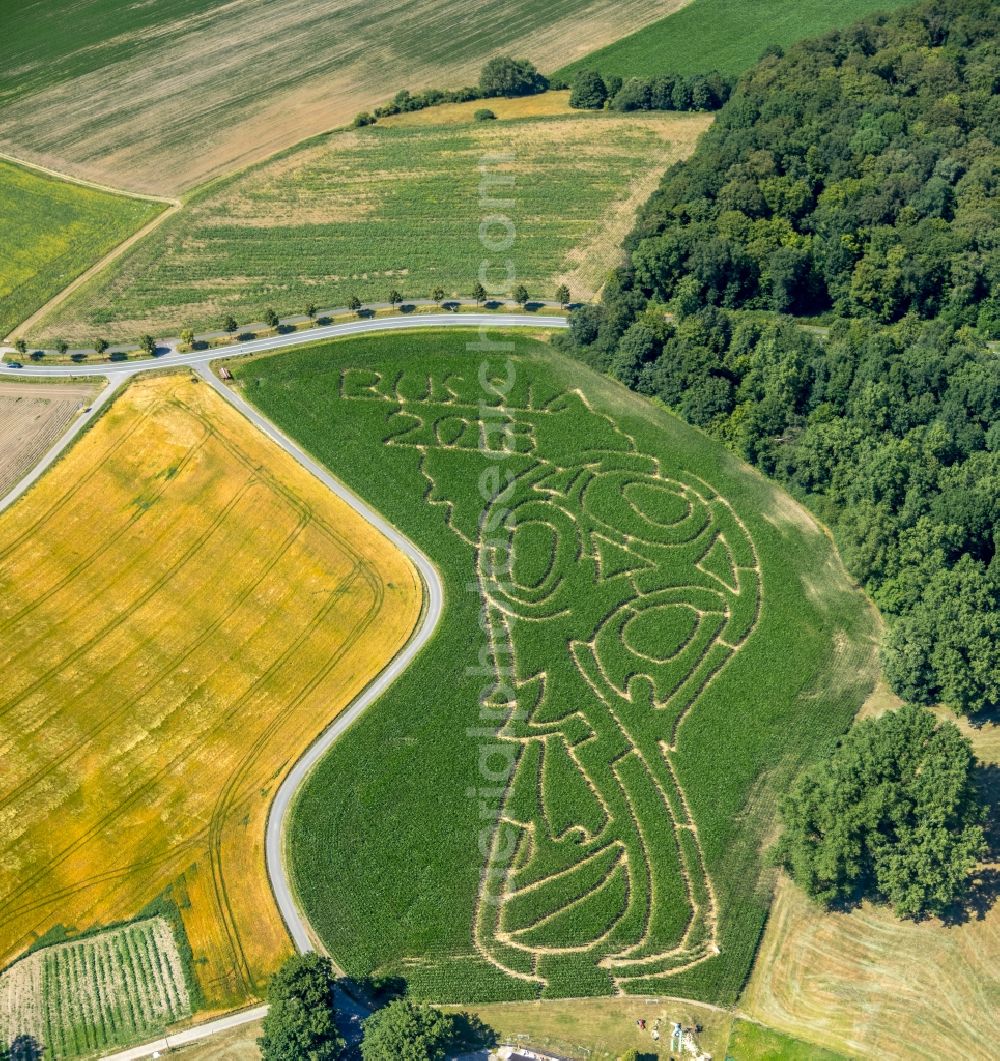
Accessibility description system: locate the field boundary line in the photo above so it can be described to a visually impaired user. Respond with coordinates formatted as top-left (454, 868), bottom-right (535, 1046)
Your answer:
top-left (1, 150), bottom-right (181, 341)
top-left (0, 151), bottom-right (176, 206)
top-left (7, 204), bottom-right (182, 342)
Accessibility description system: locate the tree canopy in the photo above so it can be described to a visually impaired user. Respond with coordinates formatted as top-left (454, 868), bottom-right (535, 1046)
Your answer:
top-left (560, 0), bottom-right (1000, 714)
top-left (776, 705), bottom-right (986, 918)
top-left (478, 56), bottom-right (547, 98)
top-left (569, 71), bottom-right (608, 110)
top-left (360, 999), bottom-right (456, 1061)
top-left (258, 953), bottom-right (344, 1061)
top-left (621, 0), bottom-right (999, 326)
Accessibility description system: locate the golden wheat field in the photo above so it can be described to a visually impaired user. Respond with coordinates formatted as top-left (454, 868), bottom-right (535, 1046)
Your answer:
top-left (0, 372), bottom-right (421, 1011)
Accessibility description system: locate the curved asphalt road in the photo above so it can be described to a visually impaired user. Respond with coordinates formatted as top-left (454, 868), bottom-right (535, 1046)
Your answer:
top-left (2, 313), bottom-right (568, 1060)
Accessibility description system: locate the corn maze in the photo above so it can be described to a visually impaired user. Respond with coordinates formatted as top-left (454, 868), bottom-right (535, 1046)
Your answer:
top-left (336, 355), bottom-right (759, 992)
top-left (258, 331), bottom-right (878, 1003)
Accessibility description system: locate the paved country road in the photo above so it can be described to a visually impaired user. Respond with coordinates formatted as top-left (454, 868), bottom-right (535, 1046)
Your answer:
top-left (0, 312), bottom-right (568, 1060)
top-left (0, 310), bottom-right (566, 375)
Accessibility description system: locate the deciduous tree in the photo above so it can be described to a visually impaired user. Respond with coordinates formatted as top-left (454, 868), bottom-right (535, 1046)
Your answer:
top-left (258, 953), bottom-right (343, 1061)
top-left (361, 999), bottom-right (455, 1061)
top-left (479, 56), bottom-right (547, 98)
top-left (776, 705), bottom-right (986, 918)
top-left (569, 71), bottom-right (607, 110)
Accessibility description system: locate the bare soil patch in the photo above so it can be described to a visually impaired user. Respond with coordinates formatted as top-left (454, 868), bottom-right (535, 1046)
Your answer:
top-left (0, 380), bottom-right (99, 499)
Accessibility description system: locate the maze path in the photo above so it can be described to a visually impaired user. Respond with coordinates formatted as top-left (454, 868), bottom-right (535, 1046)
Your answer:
top-left (338, 367), bottom-right (761, 992)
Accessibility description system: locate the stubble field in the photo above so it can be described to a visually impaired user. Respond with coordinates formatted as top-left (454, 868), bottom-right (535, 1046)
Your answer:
top-left (0, 373), bottom-right (421, 1017)
top-left (0, 0), bottom-right (685, 195)
top-left (0, 159), bottom-right (162, 339)
top-left (30, 111), bottom-right (712, 346)
top-left (235, 329), bottom-right (879, 1005)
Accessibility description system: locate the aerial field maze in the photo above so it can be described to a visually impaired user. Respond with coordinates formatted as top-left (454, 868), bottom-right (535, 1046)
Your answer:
top-left (238, 329), bottom-right (880, 1004)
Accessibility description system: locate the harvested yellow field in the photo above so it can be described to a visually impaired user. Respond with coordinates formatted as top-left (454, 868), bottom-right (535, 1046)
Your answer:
top-left (742, 707), bottom-right (1000, 1060)
top-left (0, 381), bottom-right (99, 498)
top-left (0, 373), bottom-right (421, 1010)
top-left (380, 89), bottom-right (577, 127)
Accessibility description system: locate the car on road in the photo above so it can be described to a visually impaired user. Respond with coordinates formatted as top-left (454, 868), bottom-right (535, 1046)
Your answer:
top-left (6, 361), bottom-right (23, 369)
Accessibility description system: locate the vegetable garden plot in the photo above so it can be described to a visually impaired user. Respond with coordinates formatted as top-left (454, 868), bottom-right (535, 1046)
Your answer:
top-left (0, 917), bottom-right (190, 1058)
top-left (245, 332), bottom-right (878, 1003)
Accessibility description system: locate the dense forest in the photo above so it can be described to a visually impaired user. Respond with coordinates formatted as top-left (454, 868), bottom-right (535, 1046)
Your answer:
top-left (562, 0), bottom-right (999, 714)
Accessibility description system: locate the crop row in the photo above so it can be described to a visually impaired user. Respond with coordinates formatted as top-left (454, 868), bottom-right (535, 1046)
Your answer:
top-left (36, 114), bottom-right (686, 343)
top-left (39, 919), bottom-right (190, 1058)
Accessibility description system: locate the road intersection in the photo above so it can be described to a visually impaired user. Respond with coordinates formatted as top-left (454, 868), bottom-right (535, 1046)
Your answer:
top-left (1, 312), bottom-right (568, 1059)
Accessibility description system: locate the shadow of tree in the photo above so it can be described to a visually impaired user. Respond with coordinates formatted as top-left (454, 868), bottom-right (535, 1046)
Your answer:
top-left (2, 1035), bottom-right (44, 1060)
top-left (450, 1011), bottom-right (498, 1053)
top-left (939, 760), bottom-right (999, 925)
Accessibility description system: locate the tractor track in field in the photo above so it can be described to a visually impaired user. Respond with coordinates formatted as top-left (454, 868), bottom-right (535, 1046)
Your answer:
top-left (0, 314), bottom-right (568, 1056)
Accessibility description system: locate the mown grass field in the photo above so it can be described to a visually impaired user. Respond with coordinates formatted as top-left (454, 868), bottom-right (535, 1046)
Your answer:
top-left (464, 997), bottom-right (847, 1060)
top-left (0, 160), bottom-right (161, 338)
top-left (0, 0), bottom-right (678, 195)
top-left (742, 704), bottom-right (1000, 1060)
top-left (0, 373), bottom-right (421, 1016)
top-left (171, 997), bottom-right (845, 1060)
top-left (32, 111), bottom-right (711, 345)
top-left (0, 917), bottom-right (190, 1058)
top-left (0, 380), bottom-right (99, 498)
top-left (235, 329), bottom-right (879, 1005)
top-left (556, 0), bottom-right (914, 81)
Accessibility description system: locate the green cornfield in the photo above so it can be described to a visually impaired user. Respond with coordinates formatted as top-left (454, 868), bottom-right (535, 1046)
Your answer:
top-left (236, 329), bottom-right (879, 1005)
